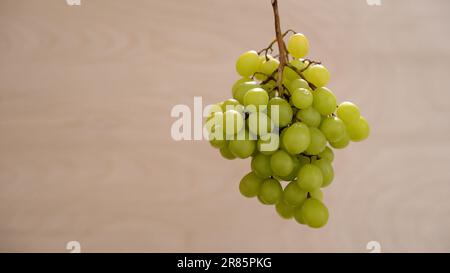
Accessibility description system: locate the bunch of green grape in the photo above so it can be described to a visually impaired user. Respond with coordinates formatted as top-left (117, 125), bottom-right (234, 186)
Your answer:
top-left (205, 33), bottom-right (370, 228)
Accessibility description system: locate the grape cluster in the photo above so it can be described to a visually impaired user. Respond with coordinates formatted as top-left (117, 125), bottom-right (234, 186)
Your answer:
top-left (206, 33), bottom-right (370, 228)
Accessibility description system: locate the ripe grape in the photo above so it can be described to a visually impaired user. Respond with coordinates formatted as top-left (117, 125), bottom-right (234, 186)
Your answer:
top-left (290, 59), bottom-right (308, 71)
top-left (236, 50), bottom-right (260, 77)
top-left (268, 97), bottom-right (293, 128)
top-left (251, 153), bottom-right (272, 179)
top-left (297, 164), bottom-right (323, 191)
top-left (336, 102), bottom-right (360, 124)
top-left (277, 156), bottom-right (301, 181)
top-left (228, 129), bottom-right (256, 159)
top-left (300, 198), bottom-right (329, 228)
top-left (219, 141), bottom-right (237, 160)
top-left (330, 129), bottom-right (350, 149)
top-left (243, 87), bottom-right (269, 108)
top-left (283, 181), bottom-right (307, 207)
top-left (287, 33), bottom-right (309, 58)
top-left (209, 134), bottom-right (226, 149)
top-left (233, 81), bottom-right (260, 104)
top-left (221, 98), bottom-right (242, 112)
top-left (303, 64), bottom-right (330, 88)
top-left (283, 66), bottom-right (301, 84)
top-left (346, 116), bottom-right (370, 142)
top-left (270, 150), bottom-right (294, 177)
top-left (293, 206), bottom-right (306, 225)
top-left (306, 127), bottom-right (327, 155)
top-left (291, 88), bottom-right (313, 109)
top-left (289, 78), bottom-right (310, 92)
top-left (313, 158), bottom-right (334, 188)
top-left (260, 55), bottom-right (280, 75)
top-left (282, 122), bottom-right (310, 155)
top-left (296, 107), bottom-right (321, 127)
top-left (312, 87), bottom-right (337, 115)
top-left (275, 201), bottom-right (295, 219)
top-left (318, 146), bottom-right (334, 162)
top-left (259, 179), bottom-right (283, 205)
top-left (239, 172), bottom-right (264, 198)
top-left (320, 116), bottom-right (346, 143)
top-left (231, 77), bottom-right (252, 95)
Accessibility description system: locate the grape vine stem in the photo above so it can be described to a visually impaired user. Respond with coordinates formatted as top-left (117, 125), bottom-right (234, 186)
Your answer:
top-left (271, 0), bottom-right (287, 96)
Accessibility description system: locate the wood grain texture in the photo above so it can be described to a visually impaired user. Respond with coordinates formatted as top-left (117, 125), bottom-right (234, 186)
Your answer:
top-left (1, 0), bottom-right (450, 252)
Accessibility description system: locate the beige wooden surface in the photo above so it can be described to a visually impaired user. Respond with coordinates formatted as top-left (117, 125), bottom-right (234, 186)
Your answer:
top-left (1, 0), bottom-right (450, 252)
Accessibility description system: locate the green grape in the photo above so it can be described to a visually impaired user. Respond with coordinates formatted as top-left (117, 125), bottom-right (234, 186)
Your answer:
top-left (221, 99), bottom-right (242, 112)
top-left (313, 158), bottom-right (334, 188)
top-left (336, 102), bottom-right (360, 125)
top-left (289, 78), bottom-right (310, 92)
top-left (228, 129), bottom-right (256, 159)
top-left (236, 50), bottom-right (260, 77)
top-left (254, 55), bottom-right (267, 81)
top-left (309, 189), bottom-right (324, 201)
top-left (347, 116), bottom-right (370, 142)
top-left (287, 33), bottom-right (309, 59)
top-left (247, 111), bottom-right (273, 136)
top-left (257, 133), bottom-right (279, 155)
top-left (275, 201), bottom-right (295, 219)
top-left (268, 97), bottom-right (293, 128)
top-left (258, 195), bottom-right (271, 205)
top-left (239, 172), bottom-right (264, 198)
top-left (283, 66), bottom-right (301, 83)
top-left (231, 78), bottom-right (252, 96)
top-left (277, 156), bottom-right (300, 181)
top-left (233, 82), bottom-right (260, 104)
top-left (330, 129), bottom-right (350, 149)
top-left (290, 59), bottom-right (307, 71)
top-left (223, 110), bottom-right (244, 136)
top-left (296, 107), bottom-right (321, 127)
top-left (306, 127), bottom-right (327, 155)
top-left (320, 116), bottom-right (346, 143)
top-left (301, 198), bottom-right (329, 228)
top-left (294, 206), bottom-right (306, 225)
top-left (303, 64), bottom-right (330, 88)
top-left (260, 55), bottom-right (279, 75)
top-left (243, 87), bottom-right (269, 108)
top-left (283, 181), bottom-right (307, 207)
top-left (291, 88), bottom-right (313, 109)
top-left (219, 141), bottom-right (236, 160)
top-left (258, 178), bottom-right (283, 205)
top-left (270, 150), bottom-right (294, 177)
top-left (312, 87), bottom-right (337, 115)
top-left (318, 146), bottom-right (334, 162)
top-left (282, 122), bottom-right (311, 155)
top-left (209, 133), bottom-right (226, 149)
top-left (297, 164), bottom-right (323, 191)
top-left (251, 153), bottom-right (272, 179)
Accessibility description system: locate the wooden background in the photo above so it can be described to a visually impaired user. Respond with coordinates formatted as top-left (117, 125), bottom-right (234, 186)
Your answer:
top-left (1, 0), bottom-right (450, 252)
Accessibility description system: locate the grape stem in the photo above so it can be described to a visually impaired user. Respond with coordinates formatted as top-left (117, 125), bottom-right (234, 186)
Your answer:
top-left (257, 29), bottom-right (296, 57)
top-left (271, 0), bottom-right (287, 96)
